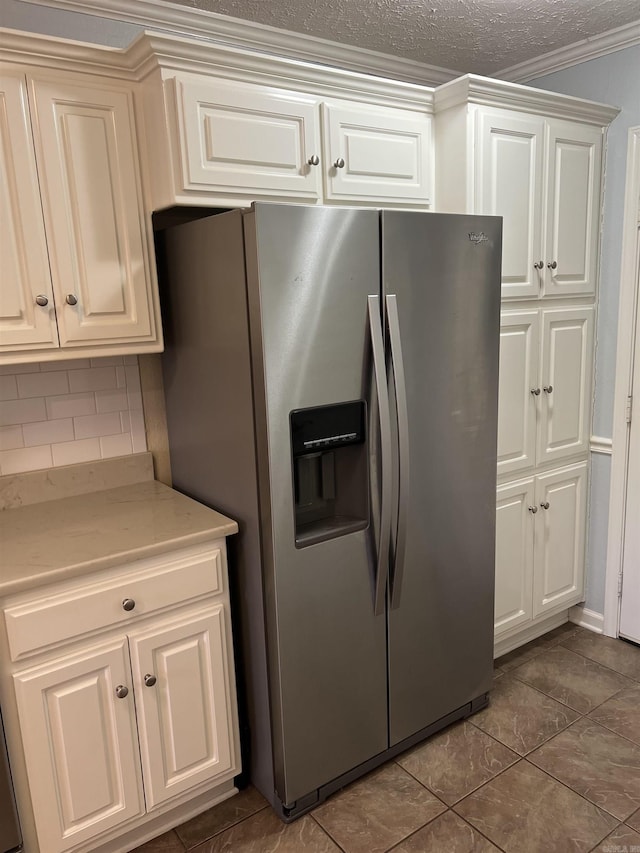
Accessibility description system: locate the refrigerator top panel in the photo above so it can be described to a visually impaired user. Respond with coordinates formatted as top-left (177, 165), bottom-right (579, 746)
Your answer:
top-left (243, 204), bottom-right (388, 807)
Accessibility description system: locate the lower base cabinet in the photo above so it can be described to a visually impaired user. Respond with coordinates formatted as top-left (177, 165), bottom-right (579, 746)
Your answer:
top-left (1, 542), bottom-right (240, 853)
top-left (495, 461), bottom-right (587, 640)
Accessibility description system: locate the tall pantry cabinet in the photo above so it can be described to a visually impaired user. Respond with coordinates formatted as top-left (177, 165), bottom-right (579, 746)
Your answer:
top-left (434, 76), bottom-right (619, 652)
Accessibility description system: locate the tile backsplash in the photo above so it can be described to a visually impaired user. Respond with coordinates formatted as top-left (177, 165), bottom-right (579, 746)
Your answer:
top-left (0, 356), bottom-right (147, 475)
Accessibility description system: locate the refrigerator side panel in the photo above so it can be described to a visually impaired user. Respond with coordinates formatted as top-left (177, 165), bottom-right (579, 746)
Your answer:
top-left (250, 204), bottom-right (388, 808)
top-left (383, 211), bottom-right (502, 745)
top-left (158, 210), bottom-right (275, 799)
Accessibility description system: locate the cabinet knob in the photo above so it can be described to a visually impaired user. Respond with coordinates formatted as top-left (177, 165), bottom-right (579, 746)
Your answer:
top-left (543, 385), bottom-right (553, 394)
top-left (334, 157), bottom-right (345, 169)
top-left (533, 261), bottom-right (544, 270)
top-left (530, 387), bottom-right (541, 396)
top-left (66, 294), bottom-right (78, 306)
top-left (307, 154), bottom-right (320, 166)
top-left (528, 505), bottom-right (538, 513)
top-left (547, 261), bottom-right (558, 270)
top-left (122, 598), bottom-right (136, 612)
top-left (144, 674), bottom-right (157, 687)
top-left (540, 501), bottom-right (550, 510)
top-left (35, 294), bottom-right (49, 307)
top-left (115, 685), bottom-right (129, 699)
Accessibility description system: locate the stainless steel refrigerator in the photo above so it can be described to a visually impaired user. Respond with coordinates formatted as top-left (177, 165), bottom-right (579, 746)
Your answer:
top-left (158, 203), bottom-right (502, 820)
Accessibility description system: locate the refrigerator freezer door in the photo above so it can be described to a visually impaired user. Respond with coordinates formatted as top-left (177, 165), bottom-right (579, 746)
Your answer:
top-left (245, 204), bottom-right (388, 807)
top-left (382, 211), bottom-right (502, 746)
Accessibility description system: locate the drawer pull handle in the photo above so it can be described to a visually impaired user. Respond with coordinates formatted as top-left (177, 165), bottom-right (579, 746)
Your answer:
top-left (115, 685), bottom-right (129, 699)
top-left (35, 294), bottom-right (49, 307)
top-left (547, 261), bottom-right (558, 270)
top-left (144, 674), bottom-right (157, 687)
top-left (307, 154), bottom-right (320, 166)
top-left (122, 598), bottom-right (136, 612)
top-left (530, 387), bottom-right (541, 396)
top-left (543, 385), bottom-right (553, 394)
top-left (533, 261), bottom-right (544, 270)
top-left (66, 293), bottom-right (78, 306)
top-left (540, 501), bottom-right (550, 510)
top-left (334, 157), bottom-right (345, 169)
top-left (528, 505), bottom-right (538, 513)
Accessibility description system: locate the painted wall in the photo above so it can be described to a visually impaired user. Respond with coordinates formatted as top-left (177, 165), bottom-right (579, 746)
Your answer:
top-left (531, 45), bottom-right (640, 613)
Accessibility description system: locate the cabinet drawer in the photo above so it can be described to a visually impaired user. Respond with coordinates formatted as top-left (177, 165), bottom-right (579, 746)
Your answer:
top-left (4, 544), bottom-right (224, 661)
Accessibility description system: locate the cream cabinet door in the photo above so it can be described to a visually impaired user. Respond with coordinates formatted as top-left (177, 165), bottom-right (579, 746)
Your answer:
top-left (538, 307), bottom-right (594, 467)
top-left (0, 71), bottom-right (58, 352)
top-left (28, 74), bottom-right (156, 347)
top-left (494, 478), bottom-right (535, 636)
top-left (533, 462), bottom-right (587, 617)
top-left (322, 100), bottom-right (432, 204)
top-left (497, 310), bottom-right (540, 478)
top-left (476, 109), bottom-right (545, 300)
top-left (13, 639), bottom-right (143, 853)
top-left (129, 606), bottom-right (238, 810)
top-left (173, 75), bottom-right (322, 199)
top-left (543, 120), bottom-right (602, 297)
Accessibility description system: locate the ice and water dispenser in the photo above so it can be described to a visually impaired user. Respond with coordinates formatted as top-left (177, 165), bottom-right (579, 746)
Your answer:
top-left (290, 401), bottom-right (369, 548)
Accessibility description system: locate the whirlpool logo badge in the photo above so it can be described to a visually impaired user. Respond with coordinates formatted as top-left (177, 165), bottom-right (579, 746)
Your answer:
top-left (468, 231), bottom-right (489, 245)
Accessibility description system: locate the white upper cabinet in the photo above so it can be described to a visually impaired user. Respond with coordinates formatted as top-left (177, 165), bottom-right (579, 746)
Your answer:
top-left (434, 76), bottom-right (617, 302)
top-left (322, 100), bottom-right (432, 204)
top-left (544, 120), bottom-right (602, 298)
top-left (143, 63), bottom-right (433, 210)
top-left (0, 66), bottom-right (162, 365)
top-left (172, 75), bottom-right (322, 200)
top-left (477, 110), bottom-right (545, 299)
top-left (0, 71), bottom-right (58, 351)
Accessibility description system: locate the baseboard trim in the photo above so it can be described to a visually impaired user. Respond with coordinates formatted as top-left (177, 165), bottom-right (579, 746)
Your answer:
top-left (494, 611), bottom-right (568, 658)
top-left (569, 604), bottom-right (604, 633)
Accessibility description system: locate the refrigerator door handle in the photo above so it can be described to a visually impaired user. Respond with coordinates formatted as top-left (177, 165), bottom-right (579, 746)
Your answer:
top-left (386, 294), bottom-right (410, 610)
top-left (368, 295), bottom-right (392, 616)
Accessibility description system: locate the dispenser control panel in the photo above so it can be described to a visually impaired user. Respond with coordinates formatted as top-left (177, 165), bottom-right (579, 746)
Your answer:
top-left (290, 401), bottom-right (366, 457)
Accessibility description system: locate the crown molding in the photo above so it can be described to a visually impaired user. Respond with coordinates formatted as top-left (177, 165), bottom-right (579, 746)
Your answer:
top-left (17, 0), bottom-right (459, 86)
top-left (434, 74), bottom-right (620, 124)
top-left (0, 26), bottom-right (136, 75)
top-left (495, 19), bottom-right (640, 83)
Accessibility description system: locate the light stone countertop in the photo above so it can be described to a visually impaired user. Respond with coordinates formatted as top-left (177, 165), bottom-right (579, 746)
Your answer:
top-left (0, 480), bottom-right (238, 597)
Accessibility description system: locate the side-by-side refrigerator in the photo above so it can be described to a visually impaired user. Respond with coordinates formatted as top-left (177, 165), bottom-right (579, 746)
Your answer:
top-left (158, 203), bottom-right (502, 820)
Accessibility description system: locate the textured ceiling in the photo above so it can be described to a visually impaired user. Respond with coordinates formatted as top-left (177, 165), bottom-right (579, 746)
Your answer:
top-left (158, 0), bottom-right (640, 75)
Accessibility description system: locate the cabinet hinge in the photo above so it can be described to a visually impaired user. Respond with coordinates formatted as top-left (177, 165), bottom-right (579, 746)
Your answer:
top-left (618, 572), bottom-right (624, 596)
top-left (626, 395), bottom-right (633, 424)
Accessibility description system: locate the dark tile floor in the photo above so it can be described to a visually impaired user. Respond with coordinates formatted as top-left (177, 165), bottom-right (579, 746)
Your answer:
top-left (133, 624), bottom-right (640, 853)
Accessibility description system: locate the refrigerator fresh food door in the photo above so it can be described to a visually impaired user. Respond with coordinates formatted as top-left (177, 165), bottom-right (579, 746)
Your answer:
top-left (382, 211), bottom-right (502, 746)
top-left (244, 204), bottom-right (388, 807)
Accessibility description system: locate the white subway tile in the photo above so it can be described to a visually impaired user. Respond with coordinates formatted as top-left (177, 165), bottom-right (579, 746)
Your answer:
top-left (90, 356), bottom-right (124, 367)
top-left (116, 366), bottom-right (126, 389)
top-left (51, 437), bottom-right (101, 467)
top-left (0, 375), bottom-right (18, 401)
top-left (68, 367), bottom-right (117, 393)
top-left (100, 432), bottom-right (133, 458)
top-left (46, 392), bottom-right (96, 420)
top-left (23, 418), bottom-right (74, 447)
top-left (0, 444), bottom-right (53, 475)
top-left (0, 363), bottom-right (40, 375)
top-left (0, 397), bottom-right (47, 426)
top-left (17, 370), bottom-right (69, 399)
top-left (0, 425), bottom-right (24, 452)
top-left (74, 411), bottom-right (122, 440)
top-left (130, 409), bottom-right (147, 452)
top-left (120, 411), bottom-right (131, 432)
top-left (40, 359), bottom-right (91, 372)
top-left (95, 388), bottom-right (129, 414)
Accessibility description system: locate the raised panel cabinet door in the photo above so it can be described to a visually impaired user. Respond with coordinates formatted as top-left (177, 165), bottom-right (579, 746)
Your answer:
top-left (476, 109), bottom-right (545, 300)
top-left (0, 71), bottom-right (58, 354)
top-left (28, 74), bottom-right (157, 347)
top-left (129, 605), bottom-right (239, 810)
top-left (174, 75), bottom-right (322, 199)
top-left (497, 310), bottom-right (540, 478)
top-left (538, 307), bottom-right (594, 467)
top-left (494, 478), bottom-right (535, 636)
top-left (322, 101), bottom-right (432, 203)
top-left (544, 119), bottom-right (602, 297)
top-left (12, 639), bottom-right (143, 853)
top-left (533, 462), bottom-right (587, 617)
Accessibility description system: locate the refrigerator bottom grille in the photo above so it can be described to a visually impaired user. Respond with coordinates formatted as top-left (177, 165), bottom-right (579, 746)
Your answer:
top-left (273, 691), bottom-right (490, 822)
